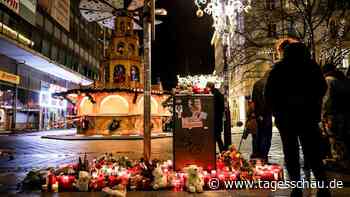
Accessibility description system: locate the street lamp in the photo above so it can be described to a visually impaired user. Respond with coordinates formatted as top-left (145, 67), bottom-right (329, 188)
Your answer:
top-left (194, 0), bottom-right (251, 148)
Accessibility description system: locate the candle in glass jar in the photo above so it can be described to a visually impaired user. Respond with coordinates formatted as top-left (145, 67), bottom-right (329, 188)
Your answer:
top-left (59, 175), bottom-right (75, 191)
top-left (52, 181), bottom-right (59, 192)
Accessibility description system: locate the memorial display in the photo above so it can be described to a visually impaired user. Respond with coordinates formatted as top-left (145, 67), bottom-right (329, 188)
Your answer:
top-left (173, 94), bottom-right (216, 171)
top-left (22, 150), bottom-right (283, 194)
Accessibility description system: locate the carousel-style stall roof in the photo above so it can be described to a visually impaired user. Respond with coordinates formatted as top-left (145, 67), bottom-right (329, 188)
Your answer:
top-left (53, 86), bottom-right (171, 104)
top-left (79, 0), bottom-right (161, 30)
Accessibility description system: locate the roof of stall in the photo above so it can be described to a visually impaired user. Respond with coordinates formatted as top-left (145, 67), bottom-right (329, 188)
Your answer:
top-left (53, 86), bottom-right (170, 98)
top-left (79, 0), bottom-right (161, 30)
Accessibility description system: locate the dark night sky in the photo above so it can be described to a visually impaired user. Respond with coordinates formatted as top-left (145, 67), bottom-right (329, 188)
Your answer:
top-left (152, 0), bottom-right (215, 90)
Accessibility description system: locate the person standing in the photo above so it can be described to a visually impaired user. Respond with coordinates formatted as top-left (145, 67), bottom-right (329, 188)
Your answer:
top-left (322, 63), bottom-right (349, 162)
top-left (206, 82), bottom-right (225, 153)
top-left (265, 42), bottom-right (330, 197)
top-left (251, 70), bottom-right (273, 161)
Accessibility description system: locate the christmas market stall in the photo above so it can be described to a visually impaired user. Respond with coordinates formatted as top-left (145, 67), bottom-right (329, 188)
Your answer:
top-left (53, 11), bottom-right (171, 137)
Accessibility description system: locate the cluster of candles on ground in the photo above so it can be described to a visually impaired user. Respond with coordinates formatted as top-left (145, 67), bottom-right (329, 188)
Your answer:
top-left (40, 150), bottom-right (283, 192)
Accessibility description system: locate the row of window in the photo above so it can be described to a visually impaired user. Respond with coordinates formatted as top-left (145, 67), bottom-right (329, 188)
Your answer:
top-left (0, 4), bottom-right (105, 80)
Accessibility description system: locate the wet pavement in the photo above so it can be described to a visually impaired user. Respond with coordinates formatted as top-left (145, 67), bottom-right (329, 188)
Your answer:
top-left (0, 127), bottom-right (348, 195)
top-left (0, 128), bottom-right (283, 192)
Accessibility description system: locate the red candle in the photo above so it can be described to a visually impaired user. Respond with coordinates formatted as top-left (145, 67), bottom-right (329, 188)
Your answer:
top-left (58, 175), bottom-right (75, 191)
top-left (260, 171), bottom-right (274, 181)
top-left (108, 176), bottom-right (118, 187)
top-left (47, 173), bottom-right (57, 192)
top-left (97, 175), bottom-right (106, 189)
top-left (172, 179), bottom-right (182, 192)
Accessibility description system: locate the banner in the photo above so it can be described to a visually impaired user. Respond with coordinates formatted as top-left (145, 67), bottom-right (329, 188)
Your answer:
top-left (50, 0), bottom-right (70, 31)
top-left (1, 0), bottom-right (20, 14)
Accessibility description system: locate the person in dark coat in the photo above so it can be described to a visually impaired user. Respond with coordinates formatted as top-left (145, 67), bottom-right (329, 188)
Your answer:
top-left (206, 82), bottom-right (225, 153)
top-left (322, 63), bottom-right (350, 161)
top-left (252, 70), bottom-right (273, 161)
top-left (265, 42), bottom-right (330, 197)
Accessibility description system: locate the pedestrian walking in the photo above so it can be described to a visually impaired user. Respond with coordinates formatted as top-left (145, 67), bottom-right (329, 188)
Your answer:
top-left (206, 82), bottom-right (225, 153)
top-left (265, 42), bottom-right (330, 197)
top-left (251, 70), bottom-right (273, 162)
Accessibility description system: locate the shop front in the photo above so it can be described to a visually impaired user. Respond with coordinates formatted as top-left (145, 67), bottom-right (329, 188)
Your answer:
top-left (16, 88), bottom-right (40, 131)
top-left (40, 81), bottom-right (69, 130)
top-left (0, 82), bottom-right (15, 132)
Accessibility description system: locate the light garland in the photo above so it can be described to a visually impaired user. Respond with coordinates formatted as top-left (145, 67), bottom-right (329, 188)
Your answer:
top-left (177, 75), bottom-right (223, 89)
top-left (194, 0), bottom-right (251, 34)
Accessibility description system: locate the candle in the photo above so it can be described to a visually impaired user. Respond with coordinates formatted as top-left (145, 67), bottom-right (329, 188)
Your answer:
top-left (211, 170), bottom-right (217, 177)
top-left (41, 184), bottom-right (48, 192)
top-left (52, 181), bottom-right (59, 192)
top-left (58, 175), bottom-right (75, 191)
top-left (92, 170), bottom-right (98, 179)
top-left (172, 179), bottom-right (182, 191)
top-left (97, 174), bottom-right (106, 189)
top-left (108, 176), bottom-right (118, 186)
top-left (218, 173), bottom-right (225, 180)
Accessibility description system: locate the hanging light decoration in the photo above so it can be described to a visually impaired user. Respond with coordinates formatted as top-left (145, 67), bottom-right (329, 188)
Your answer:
top-left (194, 0), bottom-right (251, 35)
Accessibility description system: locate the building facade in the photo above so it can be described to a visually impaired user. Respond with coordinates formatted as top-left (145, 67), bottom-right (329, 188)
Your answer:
top-left (213, 0), bottom-right (350, 125)
top-left (0, 0), bottom-right (108, 132)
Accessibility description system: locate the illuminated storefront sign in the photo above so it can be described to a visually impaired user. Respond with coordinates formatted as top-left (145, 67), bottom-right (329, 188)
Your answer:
top-left (40, 81), bottom-right (67, 109)
top-left (0, 70), bottom-right (20, 84)
top-left (0, 0), bottom-right (20, 14)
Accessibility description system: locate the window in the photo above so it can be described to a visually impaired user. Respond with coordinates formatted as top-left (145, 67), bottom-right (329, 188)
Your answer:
top-left (116, 42), bottom-right (125, 55)
top-left (113, 65), bottom-right (126, 83)
top-left (120, 21), bottom-right (125, 33)
top-left (54, 26), bottom-right (61, 40)
top-left (128, 44), bottom-right (135, 56)
top-left (68, 38), bottom-right (73, 49)
top-left (2, 12), bottom-right (9, 25)
top-left (267, 23), bottom-right (277, 37)
top-left (62, 33), bottom-right (68, 45)
top-left (32, 29), bottom-right (42, 52)
top-left (66, 53), bottom-right (72, 68)
top-left (266, 0), bottom-right (276, 9)
top-left (80, 47), bottom-right (84, 58)
top-left (51, 45), bottom-right (58, 61)
top-left (42, 39), bottom-right (50, 57)
top-left (342, 54), bottom-right (349, 69)
top-left (59, 49), bottom-right (66, 65)
top-left (74, 42), bottom-right (79, 54)
top-left (45, 19), bottom-right (53, 34)
top-left (36, 12), bottom-right (44, 27)
top-left (329, 20), bottom-right (337, 39)
top-left (130, 66), bottom-right (140, 81)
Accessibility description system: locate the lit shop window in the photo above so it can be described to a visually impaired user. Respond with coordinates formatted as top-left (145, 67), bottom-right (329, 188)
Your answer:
top-left (40, 83), bottom-right (67, 109)
top-left (342, 56), bottom-right (349, 69)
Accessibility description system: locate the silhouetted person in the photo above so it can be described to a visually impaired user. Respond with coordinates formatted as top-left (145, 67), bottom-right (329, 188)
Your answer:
top-left (322, 63), bottom-right (346, 138)
top-left (265, 43), bottom-right (330, 197)
top-left (206, 82), bottom-right (225, 153)
top-left (322, 63), bottom-right (350, 162)
top-left (252, 70), bottom-right (273, 161)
